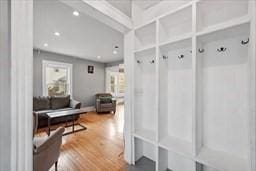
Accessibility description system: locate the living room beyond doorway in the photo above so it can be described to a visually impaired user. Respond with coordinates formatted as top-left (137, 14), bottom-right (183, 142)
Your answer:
top-left (35, 104), bottom-right (126, 171)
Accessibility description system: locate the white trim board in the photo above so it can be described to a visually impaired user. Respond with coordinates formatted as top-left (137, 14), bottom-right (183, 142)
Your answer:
top-left (81, 106), bottom-right (96, 112)
top-left (10, 0), bottom-right (33, 171)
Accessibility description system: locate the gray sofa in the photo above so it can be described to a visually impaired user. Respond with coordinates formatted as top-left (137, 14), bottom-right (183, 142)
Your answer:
top-left (33, 95), bottom-right (81, 128)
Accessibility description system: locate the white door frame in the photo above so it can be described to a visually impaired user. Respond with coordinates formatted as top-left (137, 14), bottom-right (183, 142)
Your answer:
top-left (7, 1), bottom-right (33, 171)
top-left (42, 60), bottom-right (73, 97)
top-left (5, 0), bottom-right (134, 170)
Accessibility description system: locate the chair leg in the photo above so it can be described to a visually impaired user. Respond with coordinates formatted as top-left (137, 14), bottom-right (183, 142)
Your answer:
top-left (55, 161), bottom-right (58, 171)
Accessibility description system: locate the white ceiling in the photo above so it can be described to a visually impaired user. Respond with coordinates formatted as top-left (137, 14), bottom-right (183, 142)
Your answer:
top-left (133, 0), bottom-right (162, 10)
top-left (34, 0), bottom-right (124, 63)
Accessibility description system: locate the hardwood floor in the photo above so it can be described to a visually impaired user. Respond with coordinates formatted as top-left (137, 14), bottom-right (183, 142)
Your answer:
top-left (38, 105), bottom-right (128, 171)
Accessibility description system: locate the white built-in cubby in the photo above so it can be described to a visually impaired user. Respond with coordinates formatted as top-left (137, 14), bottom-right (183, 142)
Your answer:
top-left (159, 5), bottom-right (192, 45)
top-left (135, 21), bottom-right (156, 52)
top-left (159, 38), bottom-right (193, 158)
top-left (159, 147), bottom-right (196, 171)
top-left (133, 47), bottom-right (157, 144)
top-left (197, 0), bottom-right (249, 35)
top-left (196, 23), bottom-right (250, 171)
top-left (134, 137), bottom-right (156, 165)
top-left (131, 0), bottom-right (255, 171)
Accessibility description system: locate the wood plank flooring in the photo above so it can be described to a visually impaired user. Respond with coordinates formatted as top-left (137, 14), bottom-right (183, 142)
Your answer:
top-left (37, 105), bottom-right (128, 171)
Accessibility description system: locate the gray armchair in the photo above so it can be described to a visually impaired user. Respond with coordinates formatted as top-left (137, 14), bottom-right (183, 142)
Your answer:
top-left (33, 127), bottom-right (64, 171)
top-left (95, 93), bottom-right (116, 113)
top-left (33, 113), bottom-right (64, 171)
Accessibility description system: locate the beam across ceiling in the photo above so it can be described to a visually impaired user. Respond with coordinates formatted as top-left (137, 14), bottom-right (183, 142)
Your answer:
top-left (59, 0), bottom-right (133, 33)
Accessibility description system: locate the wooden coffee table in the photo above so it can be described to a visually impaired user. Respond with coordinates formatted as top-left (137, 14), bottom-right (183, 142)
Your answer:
top-left (46, 108), bottom-right (89, 136)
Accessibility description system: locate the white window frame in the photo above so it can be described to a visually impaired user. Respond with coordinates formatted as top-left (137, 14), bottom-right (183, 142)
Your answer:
top-left (42, 60), bottom-right (73, 97)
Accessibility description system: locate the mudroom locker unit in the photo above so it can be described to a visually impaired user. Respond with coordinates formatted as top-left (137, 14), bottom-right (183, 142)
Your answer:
top-left (129, 0), bottom-right (256, 171)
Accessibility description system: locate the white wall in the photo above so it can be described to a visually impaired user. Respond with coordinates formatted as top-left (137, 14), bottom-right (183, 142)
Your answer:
top-left (0, 0), bottom-right (11, 170)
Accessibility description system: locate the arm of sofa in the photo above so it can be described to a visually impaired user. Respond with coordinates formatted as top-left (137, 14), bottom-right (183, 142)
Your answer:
top-left (96, 99), bottom-right (101, 112)
top-left (111, 98), bottom-right (116, 104)
top-left (69, 99), bottom-right (81, 109)
top-left (112, 98), bottom-right (116, 113)
top-left (33, 112), bottom-right (38, 136)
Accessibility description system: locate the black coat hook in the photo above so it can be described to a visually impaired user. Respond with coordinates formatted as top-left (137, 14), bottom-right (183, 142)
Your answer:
top-left (137, 60), bottom-right (142, 64)
top-left (198, 48), bottom-right (205, 53)
top-left (217, 47), bottom-right (227, 52)
top-left (178, 55), bottom-right (184, 59)
top-left (241, 38), bottom-right (249, 45)
top-left (149, 60), bottom-right (155, 64)
top-left (163, 55), bottom-right (168, 60)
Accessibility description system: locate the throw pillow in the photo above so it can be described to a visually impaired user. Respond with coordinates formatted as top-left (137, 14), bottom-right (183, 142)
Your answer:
top-left (33, 97), bottom-right (51, 111)
top-left (51, 95), bottom-right (70, 109)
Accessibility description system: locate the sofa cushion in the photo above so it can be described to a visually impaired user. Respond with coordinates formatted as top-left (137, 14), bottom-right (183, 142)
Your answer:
top-left (101, 103), bottom-right (113, 108)
top-left (51, 95), bottom-right (70, 109)
top-left (33, 97), bottom-right (51, 111)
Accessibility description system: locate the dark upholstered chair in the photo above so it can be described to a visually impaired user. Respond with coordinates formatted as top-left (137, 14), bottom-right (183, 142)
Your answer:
top-left (33, 113), bottom-right (64, 171)
top-left (95, 93), bottom-right (116, 113)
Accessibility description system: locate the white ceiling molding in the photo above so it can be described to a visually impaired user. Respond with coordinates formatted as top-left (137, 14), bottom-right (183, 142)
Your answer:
top-left (59, 0), bottom-right (133, 33)
top-left (133, 0), bottom-right (162, 10)
top-left (107, 0), bottom-right (132, 17)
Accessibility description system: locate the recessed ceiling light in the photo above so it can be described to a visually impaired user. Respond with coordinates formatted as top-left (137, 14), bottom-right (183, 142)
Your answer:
top-left (97, 56), bottom-right (101, 59)
top-left (73, 11), bottom-right (79, 16)
top-left (54, 32), bottom-right (60, 36)
top-left (44, 43), bottom-right (48, 47)
top-left (113, 50), bottom-right (118, 54)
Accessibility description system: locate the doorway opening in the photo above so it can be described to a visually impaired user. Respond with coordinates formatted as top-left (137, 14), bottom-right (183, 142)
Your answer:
top-left (105, 64), bottom-right (125, 104)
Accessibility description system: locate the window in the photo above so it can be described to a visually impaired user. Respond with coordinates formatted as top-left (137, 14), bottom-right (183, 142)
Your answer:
top-left (42, 60), bottom-right (72, 97)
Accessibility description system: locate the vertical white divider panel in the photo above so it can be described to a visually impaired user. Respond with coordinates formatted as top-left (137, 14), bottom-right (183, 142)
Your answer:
top-left (248, 1), bottom-right (256, 171)
top-left (130, 29), bottom-right (136, 165)
top-left (155, 19), bottom-right (160, 171)
top-left (124, 30), bottom-right (135, 164)
top-left (192, 0), bottom-right (198, 156)
top-left (191, 1), bottom-right (201, 171)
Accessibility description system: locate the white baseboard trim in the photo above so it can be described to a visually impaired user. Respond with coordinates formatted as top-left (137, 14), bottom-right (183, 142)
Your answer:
top-left (81, 106), bottom-right (96, 112)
